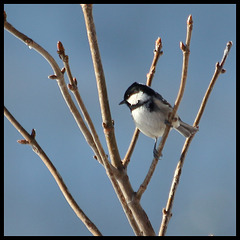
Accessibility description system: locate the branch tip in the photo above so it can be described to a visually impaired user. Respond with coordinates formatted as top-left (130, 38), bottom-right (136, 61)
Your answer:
top-left (57, 41), bottom-right (64, 52)
top-left (57, 41), bottom-right (68, 62)
top-left (187, 14), bottom-right (193, 25)
top-left (155, 37), bottom-right (162, 48)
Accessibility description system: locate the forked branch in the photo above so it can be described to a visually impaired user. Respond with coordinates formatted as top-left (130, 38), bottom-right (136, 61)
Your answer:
top-left (158, 41), bottom-right (233, 236)
top-left (81, 4), bottom-right (155, 236)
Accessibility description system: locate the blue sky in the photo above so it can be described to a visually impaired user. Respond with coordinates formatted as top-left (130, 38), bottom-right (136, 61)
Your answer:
top-left (4, 4), bottom-right (236, 236)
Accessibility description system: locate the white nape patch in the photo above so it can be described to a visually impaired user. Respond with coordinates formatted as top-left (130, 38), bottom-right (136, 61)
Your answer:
top-left (127, 91), bottom-right (150, 105)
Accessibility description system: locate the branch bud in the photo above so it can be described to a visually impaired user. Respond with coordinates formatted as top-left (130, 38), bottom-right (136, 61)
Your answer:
top-left (48, 74), bottom-right (58, 79)
top-left (73, 77), bottom-right (78, 86)
top-left (180, 42), bottom-right (186, 51)
top-left (187, 14), bottom-right (193, 25)
top-left (61, 67), bottom-right (66, 74)
top-left (57, 41), bottom-right (65, 53)
top-left (31, 129), bottom-right (36, 139)
top-left (17, 139), bottom-right (29, 144)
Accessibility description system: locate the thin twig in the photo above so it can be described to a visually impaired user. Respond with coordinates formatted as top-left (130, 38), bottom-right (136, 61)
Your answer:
top-left (57, 41), bottom-right (105, 165)
top-left (122, 37), bottom-right (163, 168)
top-left (193, 41), bottom-right (233, 127)
top-left (158, 41), bottom-right (233, 236)
top-left (136, 15), bottom-right (194, 201)
top-left (4, 106), bottom-right (102, 236)
top-left (4, 11), bottom-right (102, 162)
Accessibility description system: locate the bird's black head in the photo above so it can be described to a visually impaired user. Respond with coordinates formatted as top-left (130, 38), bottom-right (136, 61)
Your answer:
top-left (119, 82), bottom-right (156, 106)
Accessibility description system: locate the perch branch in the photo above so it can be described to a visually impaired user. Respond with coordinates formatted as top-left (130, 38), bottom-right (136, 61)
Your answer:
top-left (136, 15), bottom-right (194, 201)
top-left (4, 106), bottom-right (102, 236)
top-left (122, 37), bottom-right (163, 167)
top-left (159, 41), bottom-right (233, 236)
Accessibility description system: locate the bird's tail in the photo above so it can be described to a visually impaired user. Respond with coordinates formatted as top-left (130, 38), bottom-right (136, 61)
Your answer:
top-left (176, 120), bottom-right (198, 138)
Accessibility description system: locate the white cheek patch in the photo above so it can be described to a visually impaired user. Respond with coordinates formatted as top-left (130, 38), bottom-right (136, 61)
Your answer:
top-left (127, 91), bottom-right (150, 105)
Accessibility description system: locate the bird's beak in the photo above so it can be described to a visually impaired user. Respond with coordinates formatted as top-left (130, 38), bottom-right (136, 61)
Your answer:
top-left (119, 100), bottom-right (126, 105)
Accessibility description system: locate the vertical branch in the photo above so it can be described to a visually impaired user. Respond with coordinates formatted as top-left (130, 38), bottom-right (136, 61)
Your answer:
top-left (171, 14), bottom-right (193, 121)
top-left (81, 4), bottom-right (122, 170)
top-left (81, 5), bottom-right (156, 235)
top-left (159, 41), bottom-right (233, 236)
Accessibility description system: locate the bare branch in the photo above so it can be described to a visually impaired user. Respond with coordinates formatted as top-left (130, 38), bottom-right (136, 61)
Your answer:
top-left (159, 41), bottom-right (233, 236)
top-left (136, 15), bottom-right (194, 201)
top-left (81, 4), bottom-right (122, 170)
top-left (4, 106), bottom-right (102, 236)
top-left (193, 41), bottom-right (233, 127)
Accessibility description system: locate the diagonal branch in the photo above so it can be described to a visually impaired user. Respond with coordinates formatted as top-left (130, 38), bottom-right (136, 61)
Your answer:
top-left (4, 106), bottom-right (102, 236)
top-left (136, 15), bottom-right (194, 201)
top-left (4, 11), bottom-right (102, 162)
top-left (122, 37), bottom-right (163, 168)
top-left (158, 41), bottom-right (232, 236)
top-left (57, 41), bottom-right (104, 165)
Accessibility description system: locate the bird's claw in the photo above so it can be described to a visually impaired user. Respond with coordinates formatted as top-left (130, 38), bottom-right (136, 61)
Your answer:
top-left (153, 148), bottom-right (163, 160)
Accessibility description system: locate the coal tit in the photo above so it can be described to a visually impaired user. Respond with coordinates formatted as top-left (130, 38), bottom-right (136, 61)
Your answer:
top-left (119, 82), bottom-right (198, 158)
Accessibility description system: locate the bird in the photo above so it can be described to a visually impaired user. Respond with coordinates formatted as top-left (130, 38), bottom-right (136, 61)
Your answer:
top-left (119, 82), bottom-right (198, 158)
